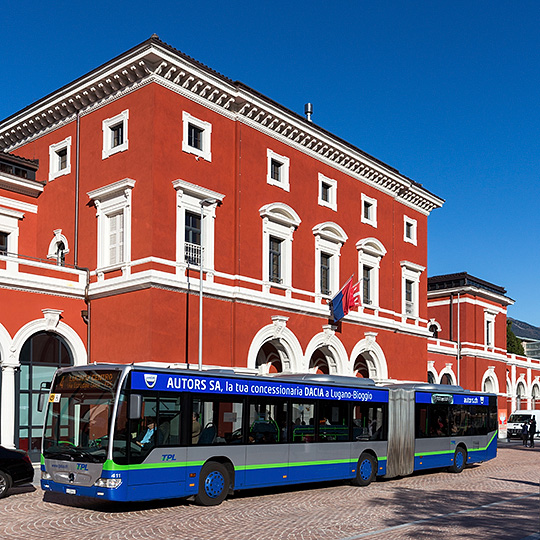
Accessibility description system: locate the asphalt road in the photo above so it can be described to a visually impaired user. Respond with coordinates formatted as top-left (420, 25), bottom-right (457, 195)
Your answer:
top-left (2, 442), bottom-right (539, 540)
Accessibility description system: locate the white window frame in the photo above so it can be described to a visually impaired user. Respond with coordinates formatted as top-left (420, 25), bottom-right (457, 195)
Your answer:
top-left (403, 215), bottom-right (417, 245)
top-left (361, 194), bottom-right (377, 228)
top-left (400, 260), bottom-right (425, 319)
top-left (318, 173), bottom-right (337, 211)
top-left (49, 136), bottom-right (72, 181)
top-left (182, 111), bottom-right (212, 162)
top-left (102, 110), bottom-right (129, 160)
top-left (266, 149), bottom-right (290, 192)
top-left (313, 222), bottom-right (347, 301)
top-left (260, 203), bottom-right (301, 293)
top-left (357, 238), bottom-right (386, 309)
top-left (485, 310), bottom-right (497, 348)
top-left (87, 178), bottom-right (135, 272)
top-left (0, 206), bottom-right (23, 273)
top-left (47, 229), bottom-right (70, 265)
top-left (172, 179), bottom-right (224, 277)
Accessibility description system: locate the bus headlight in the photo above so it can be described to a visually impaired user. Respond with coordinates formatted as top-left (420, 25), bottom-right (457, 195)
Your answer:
top-left (41, 471), bottom-right (52, 480)
top-left (94, 478), bottom-right (122, 489)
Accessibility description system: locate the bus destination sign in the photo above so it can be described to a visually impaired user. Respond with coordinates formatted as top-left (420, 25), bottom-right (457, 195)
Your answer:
top-left (416, 392), bottom-right (488, 406)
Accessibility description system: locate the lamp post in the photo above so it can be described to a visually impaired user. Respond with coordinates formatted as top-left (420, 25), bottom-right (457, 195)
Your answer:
top-left (198, 198), bottom-right (220, 371)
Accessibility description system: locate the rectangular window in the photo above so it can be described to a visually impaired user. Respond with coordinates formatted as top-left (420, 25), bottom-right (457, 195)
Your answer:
top-left (291, 402), bottom-right (316, 443)
top-left (0, 232), bottom-right (7, 254)
top-left (361, 194), bottom-right (377, 227)
top-left (405, 279), bottom-right (414, 315)
top-left (321, 182), bottom-right (330, 202)
top-left (404, 216), bottom-right (418, 245)
top-left (363, 266), bottom-right (372, 305)
top-left (184, 211), bottom-right (201, 265)
top-left (182, 112), bottom-right (212, 161)
top-left (188, 124), bottom-right (203, 150)
top-left (318, 402), bottom-right (349, 442)
top-left (269, 236), bottom-right (282, 284)
top-left (111, 123), bottom-right (124, 148)
top-left (363, 201), bottom-right (372, 220)
top-left (108, 212), bottom-right (124, 266)
top-left (266, 149), bottom-right (290, 191)
top-left (320, 253), bottom-right (331, 295)
top-left (416, 404), bottom-right (449, 438)
top-left (49, 136), bottom-right (72, 181)
top-left (486, 320), bottom-right (493, 347)
top-left (248, 399), bottom-right (288, 444)
top-left (57, 148), bottom-right (68, 170)
top-left (270, 159), bottom-right (282, 182)
top-left (318, 174), bottom-right (337, 211)
top-left (352, 404), bottom-right (386, 441)
top-left (102, 110), bottom-right (129, 159)
top-left (192, 397), bottom-right (243, 446)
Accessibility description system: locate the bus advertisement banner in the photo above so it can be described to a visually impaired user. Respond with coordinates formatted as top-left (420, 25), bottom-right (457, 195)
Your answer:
top-left (131, 372), bottom-right (389, 403)
top-left (415, 392), bottom-right (489, 406)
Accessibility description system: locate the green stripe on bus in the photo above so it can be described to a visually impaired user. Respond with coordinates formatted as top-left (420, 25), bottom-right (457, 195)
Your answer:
top-left (103, 455), bottom-right (388, 472)
top-left (414, 432), bottom-right (497, 458)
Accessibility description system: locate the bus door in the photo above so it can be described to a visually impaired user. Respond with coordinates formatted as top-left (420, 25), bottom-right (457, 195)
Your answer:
top-left (245, 399), bottom-right (289, 487)
top-left (415, 397), bottom-right (452, 470)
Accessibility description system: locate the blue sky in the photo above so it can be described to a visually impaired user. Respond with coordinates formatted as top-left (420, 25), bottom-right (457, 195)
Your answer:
top-left (2, 1), bottom-right (540, 324)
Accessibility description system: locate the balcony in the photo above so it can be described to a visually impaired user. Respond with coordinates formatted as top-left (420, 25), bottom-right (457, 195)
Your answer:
top-left (185, 242), bottom-right (201, 266)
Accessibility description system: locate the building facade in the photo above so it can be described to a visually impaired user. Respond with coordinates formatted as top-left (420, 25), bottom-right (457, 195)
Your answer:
top-left (427, 273), bottom-right (540, 432)
top-left (0, 36), bottom-right (443, 455)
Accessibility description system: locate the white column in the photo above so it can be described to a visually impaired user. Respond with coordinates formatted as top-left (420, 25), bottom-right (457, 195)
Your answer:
top-left (1, 361), bottom-right (17, 448)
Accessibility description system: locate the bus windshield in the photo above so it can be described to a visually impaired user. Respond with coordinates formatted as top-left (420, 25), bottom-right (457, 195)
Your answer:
top-left (43, 369), bottom-right (122, 463)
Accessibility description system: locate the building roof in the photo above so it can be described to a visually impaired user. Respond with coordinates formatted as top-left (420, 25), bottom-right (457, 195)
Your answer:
top-left (427, 272), bottom-right (514, 306)
top-left (0, 35), bottom-right (443, 216)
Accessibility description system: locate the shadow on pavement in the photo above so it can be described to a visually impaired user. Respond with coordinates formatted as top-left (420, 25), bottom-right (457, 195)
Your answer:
top-left (376, 486), bottom-right (539, 539)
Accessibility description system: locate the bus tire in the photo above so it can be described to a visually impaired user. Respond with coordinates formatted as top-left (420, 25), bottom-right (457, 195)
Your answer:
top-left (195, 462), bottom-right (229, 506)
top-left (352, 453), bottom-right (377, 486)
top-left (0, 470), bottom-right (12, 499)
top-left (449, 446), bottom-right (466, 473)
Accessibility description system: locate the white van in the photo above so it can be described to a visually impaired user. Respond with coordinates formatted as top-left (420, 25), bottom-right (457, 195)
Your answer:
top-left (506, 410), bottom-right (540, 440)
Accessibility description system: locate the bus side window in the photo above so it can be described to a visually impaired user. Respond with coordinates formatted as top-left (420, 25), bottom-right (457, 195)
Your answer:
top-left (291, 402), bottom-right (315, 443)
top-left (248, 399), bottom-right (287, 444)
top-left (317, 402), bottom-right (349, 442)
top-left (194, 398), bottom-right (243, 445)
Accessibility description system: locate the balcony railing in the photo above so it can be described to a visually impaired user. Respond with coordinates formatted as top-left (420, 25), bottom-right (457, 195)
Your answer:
top-left (185, 242), bottom-right (201, 266)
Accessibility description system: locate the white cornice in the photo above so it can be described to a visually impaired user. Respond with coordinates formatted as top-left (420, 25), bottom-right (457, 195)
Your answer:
top-left (0, 171), bottom-right (44, 198)
top-left (0, 39), bottom-right (443, 217)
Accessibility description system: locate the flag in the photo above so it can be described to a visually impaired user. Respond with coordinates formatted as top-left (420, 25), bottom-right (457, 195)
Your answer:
top-left (330, 278), bottom-right (361, 323)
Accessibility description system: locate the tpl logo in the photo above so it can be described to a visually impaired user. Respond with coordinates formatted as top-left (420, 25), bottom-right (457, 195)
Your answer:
top-left (161, 454), bottom-right (177, 462)
top-left (76, 463), bottom-right (88, 471)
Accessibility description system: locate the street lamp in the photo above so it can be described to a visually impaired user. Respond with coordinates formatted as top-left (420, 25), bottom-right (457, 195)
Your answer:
top-left (198, 197), bottom-right (221, 371)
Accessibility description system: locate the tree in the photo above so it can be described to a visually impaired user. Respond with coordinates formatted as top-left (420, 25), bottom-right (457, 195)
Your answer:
top-left (507, 321), bottom-right (525, 355)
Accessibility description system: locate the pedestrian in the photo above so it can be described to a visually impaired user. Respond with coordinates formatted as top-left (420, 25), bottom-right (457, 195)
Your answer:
top-left (529, 418), bottom-right (536, 448)
top-left (521, 421), bottom-right (529, 446)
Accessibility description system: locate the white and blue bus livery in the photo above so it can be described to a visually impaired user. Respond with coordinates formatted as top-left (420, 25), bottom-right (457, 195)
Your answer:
top-left (40, 364), bottom-right (497, 505)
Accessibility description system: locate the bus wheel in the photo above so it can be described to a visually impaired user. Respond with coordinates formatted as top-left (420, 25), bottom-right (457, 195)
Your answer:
top-left (352, 453), bottom-right (377, 486)
top-left (195, 462), bottom-right (229, 506)
top-left (449, 447), bottom-right (467, 473)
top-left (0, 471), bottom-right (12, 499)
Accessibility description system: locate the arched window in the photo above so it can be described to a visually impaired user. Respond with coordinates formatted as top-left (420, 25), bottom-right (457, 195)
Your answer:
top-left (516, 382), bottom-right (526, 409)
top-left (18, 331), bottom-right (73, 458)
top-left (428, 372), bottom-right (436, 384)
top-left (440, 373), bottom-right (453, 385)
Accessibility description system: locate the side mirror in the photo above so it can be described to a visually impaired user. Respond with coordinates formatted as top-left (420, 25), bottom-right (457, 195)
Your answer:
top-left (129, 394), bottom-right (142, 420)
top-left (37, 392), bottom-right (48, 413)
top-left (37, 381), bottom-right (52, 412)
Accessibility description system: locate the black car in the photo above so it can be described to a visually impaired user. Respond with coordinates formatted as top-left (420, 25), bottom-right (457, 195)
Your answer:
top-left (0, 445), bottom-right (34, 498)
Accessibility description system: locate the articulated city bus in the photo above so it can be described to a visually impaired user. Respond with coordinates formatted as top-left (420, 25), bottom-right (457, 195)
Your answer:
top-left (40, 364), bottom-right (497, 505)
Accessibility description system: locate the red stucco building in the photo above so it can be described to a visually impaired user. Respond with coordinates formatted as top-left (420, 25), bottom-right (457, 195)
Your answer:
top-left (2, 36), bottom-right (535, 455)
